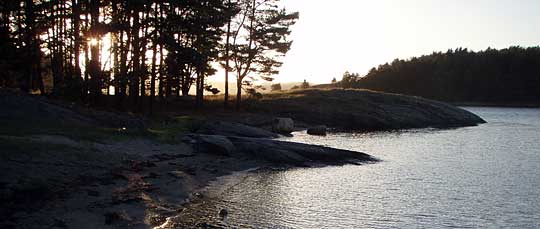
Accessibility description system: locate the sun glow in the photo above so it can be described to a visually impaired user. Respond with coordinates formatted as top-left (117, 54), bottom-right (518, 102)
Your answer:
top-left (89, 38), bottom-right (99, 46)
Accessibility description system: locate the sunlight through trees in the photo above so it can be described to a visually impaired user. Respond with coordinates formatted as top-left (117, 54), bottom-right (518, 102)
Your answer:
top-left (0, 0), bottom-right (298, 112)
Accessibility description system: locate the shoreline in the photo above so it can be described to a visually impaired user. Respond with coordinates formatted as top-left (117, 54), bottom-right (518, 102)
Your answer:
top-left (0, 134), bottom-right (267, 228)
top-left (0, 132), bottom-right (376, 228)
top-left (155, 166), bottom-right (267, 228)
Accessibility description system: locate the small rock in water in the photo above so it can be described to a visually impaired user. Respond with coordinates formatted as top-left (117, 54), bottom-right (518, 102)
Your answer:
top-left (218, 208), bottom-right (228, 218)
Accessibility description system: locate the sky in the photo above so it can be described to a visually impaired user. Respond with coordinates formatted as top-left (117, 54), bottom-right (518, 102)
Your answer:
top-left (253, 0), bottom-right (540, 84)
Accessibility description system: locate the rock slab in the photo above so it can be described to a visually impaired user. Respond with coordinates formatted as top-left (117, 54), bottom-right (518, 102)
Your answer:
top-left (197, 121), bottom-right (278, 138)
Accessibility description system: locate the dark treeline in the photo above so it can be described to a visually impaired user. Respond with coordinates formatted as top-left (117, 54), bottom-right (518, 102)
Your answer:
top-left (341, 47), bottom-right (540, 105)
top-left (0, 0), bottom-right (298, 111)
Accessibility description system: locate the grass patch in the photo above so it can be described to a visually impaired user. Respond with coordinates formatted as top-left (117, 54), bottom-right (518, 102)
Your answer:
top-left (0, 115), bottom-right (204, 144)
top-left (147, 116), bottom-right (204, 143)
top-left (0, 120), bottom-right (147, 143)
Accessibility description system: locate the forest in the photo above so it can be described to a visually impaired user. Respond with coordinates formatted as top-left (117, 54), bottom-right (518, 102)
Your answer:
top-left (0, 0), bottom-right (298, 111)
top-left (341, 47), bottom-right (540, 105)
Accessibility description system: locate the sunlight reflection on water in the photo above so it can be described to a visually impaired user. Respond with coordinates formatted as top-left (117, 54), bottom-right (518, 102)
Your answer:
top-left (177, 107), bottom-right (540, 228)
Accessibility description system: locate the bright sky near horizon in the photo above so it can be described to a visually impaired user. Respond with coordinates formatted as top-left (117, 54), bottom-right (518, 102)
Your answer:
top-left (257, 0), bottom-right (540, 84)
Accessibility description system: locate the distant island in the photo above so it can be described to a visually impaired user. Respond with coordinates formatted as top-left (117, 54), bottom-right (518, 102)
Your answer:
top-left (331, 46), bottom-right (540, 107)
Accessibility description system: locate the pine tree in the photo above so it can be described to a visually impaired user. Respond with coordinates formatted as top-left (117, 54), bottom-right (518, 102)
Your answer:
top-left (229, 0), bottom-right (298, 109)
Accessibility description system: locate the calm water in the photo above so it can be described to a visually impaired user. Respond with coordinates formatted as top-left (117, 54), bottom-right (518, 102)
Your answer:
top-left (178, 107), bottom-right (540, 228)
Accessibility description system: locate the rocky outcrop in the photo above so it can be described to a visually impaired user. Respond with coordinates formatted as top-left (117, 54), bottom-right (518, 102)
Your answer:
top-left (183, 133), bottom-right (377, 166)
top-left (272, 118), bottom-right (294, 134)
top-left (307, 125), bottom-right (327, 136)
top-left (197, 121), bottom-right (278, 138)
top-left (249, 89), bottom-right (486, 131)
top-left (227, 136), bottom-right (376, 166)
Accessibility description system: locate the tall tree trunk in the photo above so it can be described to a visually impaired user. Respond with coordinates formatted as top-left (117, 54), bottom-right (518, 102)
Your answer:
top-left (181, 69), bottom-right (190, 97)
top-left (83, 7), bottom-right (90, 100)
top-left (158, 4), bottom-right (165, 100)
top-left (51, 2), bottom-right (59, 91)
top-left (165, 64), bottom-right (172, 97)
top-left (35, 39), bottom-right (44, 94)
top-left (196, 70), bottom-right (204, 107)
top-left (235, 0), bottom-right (257, 110)
top-left (158, 43), bottom-right (164, 99)
top-left (130, 9), bottom-right (141, 104)
top-left (72, 0), bottom-right (81, 81)
top-left (112, 33), bottom-right (119, 95)
top-left (236, 76), bottom-right (242, 110)
top-left (60, 1), bottom-right (67, 82)
top-left (89, 0), bottom-right (101, 101)
top-left (23, 0), bottom-right (35, 92)
top-left (149, 4), bottom-right (158, 114)
top-left (117, 24), bottom-right (130, 110)
top-left (111, 2), bottom-right (119, 97)
top-left (150, 47), bottom-right (157, 113)
top-left (119, 28), bottom-right (130, 98)
top-left (139, 5), bottom-right (150, 104)
top-left (224, 0), bottom-right (232, 108)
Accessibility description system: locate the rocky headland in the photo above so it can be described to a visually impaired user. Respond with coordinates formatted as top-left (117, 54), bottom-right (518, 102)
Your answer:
top-left (0, 88), bottom-right (485, 228)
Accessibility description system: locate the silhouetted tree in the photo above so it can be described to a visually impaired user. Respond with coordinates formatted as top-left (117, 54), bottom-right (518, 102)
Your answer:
top-left (0, 0), bottom-right (298, 112)
top-left (270, 83), bottom-right (282, 91)
top-left (229, 0), bottom-right (298, 109)
top-left (301, 79), bottom-right (309, 89)
top-left (341, 71), bottom-right (359, 88)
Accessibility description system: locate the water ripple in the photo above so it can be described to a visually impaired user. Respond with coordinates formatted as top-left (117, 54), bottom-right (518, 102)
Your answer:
top-left (175, 107), bottom-right (540, 228)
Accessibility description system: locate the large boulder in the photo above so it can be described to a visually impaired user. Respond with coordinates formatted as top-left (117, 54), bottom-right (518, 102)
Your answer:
top-left (272, 118), bottom-right (294, 134)
top-left (307, 125), bottom-right (327, 136)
